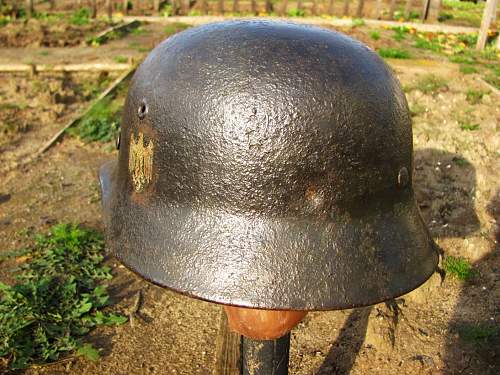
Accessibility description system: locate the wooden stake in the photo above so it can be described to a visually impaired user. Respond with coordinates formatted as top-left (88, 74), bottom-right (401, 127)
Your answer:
top-left (265, 0), bottom-right (272, 14)
top-left (281, 0), bottom-right (288, 16)
top-left (218, 0), bottom-right (224, 14)
top-left (91, 0), bottom-right (97, 18)
top-left (201, 0), bottom-right (208, 14)
top-left (356, 0), bottom-right (365, 18)
top-left (328, 0), bottom-right (334, 15)
top-left (343, 0), bottom-right (349, 16)
top-left (250, 0), bottom-right (257, 15)
top-left (233, 0), bottom-right (239, 13)
top-left (389, 0), bottom-right (397, 19)
top-left (153, 0), bottom-right (161, 13)
top-left (214, 311), bottom-right (241, 375)
top-left (122, 0), bottom-right (129, 14)
top-left (404, 0), bottom-right (413, 19)
top-left (476, 0), bottom-right (498, 50)
top-left (25, 0), bottom-right (34, 18)
top-left (374, 0), bottom-right (382, 19)
top-left (106, 0), bottom-right (113, 19)
top-left (312, 0), bottom-right (318, 16)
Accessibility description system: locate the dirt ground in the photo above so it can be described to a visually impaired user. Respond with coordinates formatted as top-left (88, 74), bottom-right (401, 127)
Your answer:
top-left (0, 18), bottom-right (499, 375)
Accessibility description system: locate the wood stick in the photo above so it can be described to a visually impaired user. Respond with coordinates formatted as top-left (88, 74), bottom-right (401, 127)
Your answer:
top-left (343, 0), bottom-right (349, 16)
top-left (476, 0), bottom-right (498, 50)
top-left (389, 0), bottom-right (397, 19)
top-left (356, 0), bottom-right (365, 18)
top-left (213, 310), bottom-right (242, 375)
top-left (328, 0), bottom-right (334, 16)
top-left (26, 0), bottom-right (34, 18)
top-left (233, 0), bottom-right (239, 13)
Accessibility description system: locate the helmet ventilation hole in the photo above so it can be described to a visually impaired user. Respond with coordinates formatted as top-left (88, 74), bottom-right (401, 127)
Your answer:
top-left (137, 101), bottom-right (148, 119)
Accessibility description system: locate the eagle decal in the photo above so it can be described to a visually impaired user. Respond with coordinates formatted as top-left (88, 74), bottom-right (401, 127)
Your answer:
top-left (129, 131), bottom-right (154, 192)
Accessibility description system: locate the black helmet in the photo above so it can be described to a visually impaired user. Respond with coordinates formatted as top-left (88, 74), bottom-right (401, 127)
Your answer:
top-left (100, 20), bottom-right (438, 310)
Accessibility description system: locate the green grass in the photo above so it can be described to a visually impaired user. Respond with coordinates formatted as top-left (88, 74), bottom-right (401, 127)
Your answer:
top-left (370, 31), bottom-right (380, 41)
top-left (443, 256), bottom-right (476, 280)
top-left (458, 324), bottom-right (499, 344)
top-left (351, 18), bottom-right (365, 27)
top-left (414, 37), bottom-right (443, 52)
top-left (0, 224), bottom-right (127, 370)
top-left (466, 89), bottom-right (487, 104)
top-left (392, 26), bottom-right (409, 42)
top-left (459, 65), bottom-right (478, 74)
top-left (70, 96), bottom-right (122, 143)
top-left (459, 121), bottom-right (480, 131)
top-left (411, 74), bottom-right (448, 94)
top-left (287, 8), bottom-right (305, 17)
top-left (70, 8), bottom-right (91, 26)
top-left (164, 22), bottom-right (190, 35)
top-left (377, 48), bottom-right (410, 59)
top-left (114, 55), bottom-right (128, 63)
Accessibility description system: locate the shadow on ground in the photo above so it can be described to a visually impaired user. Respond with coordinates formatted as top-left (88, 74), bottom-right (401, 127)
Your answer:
top-left (316, 148), bottom-right (483, 374)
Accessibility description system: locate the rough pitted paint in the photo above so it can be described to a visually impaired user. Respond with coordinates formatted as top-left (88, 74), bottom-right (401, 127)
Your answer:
top-left (99, 20), bottom-right (438, 310)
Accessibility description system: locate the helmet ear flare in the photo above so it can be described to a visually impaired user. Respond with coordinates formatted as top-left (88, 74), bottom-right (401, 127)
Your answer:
top-left (224, 305), bottom-right (307, 340)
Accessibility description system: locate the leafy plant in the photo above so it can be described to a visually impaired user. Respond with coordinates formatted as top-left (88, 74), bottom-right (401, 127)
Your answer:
top-left (351, 18), bottom-right (365, 27)
top-left (0, 224), bottom-right (127, 370)
top-left (377, 48), bottom-right (410, 59)
top-left (70, 96), bottom-right (122, 143)
top-left (392, 26), bottom-right (409, 41)
top-left (443, 256), bottom-right (476, 280)
top-left (114, 55), bottom-right (128, 63)
top-left (164, 22), bottom-right (190, 35)
top-left (370, 31), bottom-right (380, 40)
top-left (70, 8), bottom-right (91, 26)
top-left (466, 89), bottom-right (486, 104)
top-left (287, 8), bottom-right (305, 17)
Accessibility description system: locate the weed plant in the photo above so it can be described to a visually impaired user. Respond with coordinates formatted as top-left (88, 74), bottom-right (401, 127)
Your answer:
top-left (443, 256), bottom-right (477, 280)
top-left (378, 48), bottom-right (410, 59)
top-left (0, 224), bottom-right (127, 370)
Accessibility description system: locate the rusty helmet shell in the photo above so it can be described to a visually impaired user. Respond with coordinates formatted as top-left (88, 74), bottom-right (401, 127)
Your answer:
top-left (100, 20), bottom-right (438, 310)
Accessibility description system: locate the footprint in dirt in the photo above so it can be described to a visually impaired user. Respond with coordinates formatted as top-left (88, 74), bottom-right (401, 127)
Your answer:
top-left (316, 148), bottom-right (482, 374)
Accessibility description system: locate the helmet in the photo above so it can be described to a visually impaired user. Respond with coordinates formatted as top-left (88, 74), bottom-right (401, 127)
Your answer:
top-left (100, 20), bottom-right (438, 311)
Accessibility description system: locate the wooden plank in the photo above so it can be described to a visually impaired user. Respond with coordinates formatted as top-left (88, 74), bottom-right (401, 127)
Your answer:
top-left (476, 0), bottom-right (498, 50)
top-left (404, 0), bottom-right (413, 19)
top-left (214, 310), bottom-right (242, 375)
top-left (374, 0), bottom-right (382, 19)
top-left (280, 0), bottom-right (288, 16)
top-left (233, 0), bottom-right (239, 13)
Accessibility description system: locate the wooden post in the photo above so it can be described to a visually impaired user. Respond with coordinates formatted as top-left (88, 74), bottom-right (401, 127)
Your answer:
top-left (265, 0), bottom-right (272, 13)
top-left (201, 0), bottom-right (208, 14)
top-left (250, 0), bottom-right (257, 15)
top-left (374, 0), bottom-right (382, 19)
top-left (328, 0), bottom-right (334, 15)
top-left (233, 0), bottom-right (239, 13)
top-left (477, 0), bottom-right (499, 50)
top-left (404, 0), bottom-right (413, 19)
top-left (26, 0), bottom-right (34, 18)
top-left (122, 0), bottom-right (129, 14)
top-left (281, 0), bottom-right (288, 16)
top-left (49, 0), bottom-right (55, 10)
top-left (312, 0), bottom-right (318, 15)
top-left (181, 0), bottom-right (189, 14)
top-left (106, 0), bottom-right (113, 19)
top-left (153, 0), bottom-right (161, 13)
top-left (91, 0), bottom-right (97, 18)
top-left (356, 0), bottom-right (364, 17)
top-left (343, 0), bottom-right (349, 16)
top-left (427, 0), bottom-right (442, 22)
top-left (389, 0), bottom-right (397, 19)
top-left (297, 0), bottom-right (303, 12)
top-left (218, 0), bottom-right (224, 14)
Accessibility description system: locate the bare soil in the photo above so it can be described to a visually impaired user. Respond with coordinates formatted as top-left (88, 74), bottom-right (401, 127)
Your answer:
top-left (0, 21), bottom-right (498, 375)
top-left (0, 18), bottom-right (110, 48)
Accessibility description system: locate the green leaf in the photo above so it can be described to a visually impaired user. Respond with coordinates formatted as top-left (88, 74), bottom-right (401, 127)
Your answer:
top-left (104, 314), bottom-right (128, 326)
top-left (77, 344), bottom-right (100, 361)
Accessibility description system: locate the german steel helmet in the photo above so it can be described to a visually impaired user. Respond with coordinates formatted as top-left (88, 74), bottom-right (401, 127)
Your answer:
top-left (100, 20), bottom-right (438, 311)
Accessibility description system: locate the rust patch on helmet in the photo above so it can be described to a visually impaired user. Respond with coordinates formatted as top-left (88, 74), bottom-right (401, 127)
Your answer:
top-left (129, 131), bottom-right (154, 193)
